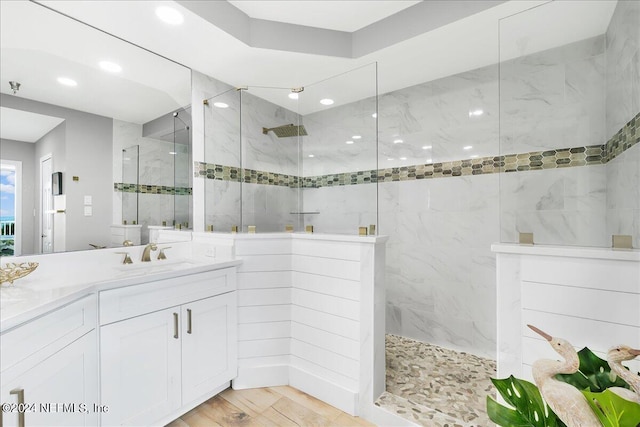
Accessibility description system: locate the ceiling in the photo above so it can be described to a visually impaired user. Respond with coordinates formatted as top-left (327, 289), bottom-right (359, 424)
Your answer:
top-left (228, 1), bottom-right (422, 32)
top-left (0, 107), bottom-right (64, 143)
top-left (1, 0), bottom-right (618, 121)
top-left (0, 0), bottom-right (191, 127)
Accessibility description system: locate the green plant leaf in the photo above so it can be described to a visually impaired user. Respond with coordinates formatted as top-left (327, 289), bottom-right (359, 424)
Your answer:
top-left (487, 376), bottom-right (566, 427)
top-left (581, 389), bottom-right (640, 427)
top-left (556, 347), bottom-right (631, 392)
top-left (487, 396), bottom-right (532, 426)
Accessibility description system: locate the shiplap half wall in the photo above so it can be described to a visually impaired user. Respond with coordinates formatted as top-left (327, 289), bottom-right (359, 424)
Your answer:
top-left (191, 233), bottom-right (386, 417)
top-left (494, 244), bottom-right (640, 381)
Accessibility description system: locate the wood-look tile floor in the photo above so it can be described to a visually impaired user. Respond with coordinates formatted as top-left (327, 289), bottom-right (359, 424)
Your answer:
top-left (166, 386), bottom-right (376, 427)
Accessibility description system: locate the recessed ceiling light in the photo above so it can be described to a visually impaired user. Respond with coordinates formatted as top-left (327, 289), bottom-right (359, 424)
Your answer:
top-left (400, 157), bottom-right (407, 160)
top-left (169, 151), bottom-right (177, 155)
top-left (372, 113), bottom-right (377, 118)
top-left (426, 158), bottom-right (433, 163)
top-left (99, 60), bottom-right (122, 73)
top-left (308, 154), bottom-right (315, 158)
top-left (463, 145), bottom-right (473, 150)
top-left (213, 102), bottom-right (229, 109)
top-left (57, 77), bottom-right (77, 87)
top-left (393, 139), bottom-right (403, 144)
top-left (156, 6), bottom-right (184, 25)
top-left (345, 140), bottom-right (354, 145)
top-left (469, 109), bottom-right (484, 117)
top-left (320, 98), bottom-right (334, 106)
top-left (470, 154), bottom-right (479, 158)
top-left (422, 145), bottom-right (432, 150)
top-left (288, 93), bottom-right (299, 100)
top-left (352, 135), bottom-right (362, 140)
top-left (387, 158), bottom-right (394, 161)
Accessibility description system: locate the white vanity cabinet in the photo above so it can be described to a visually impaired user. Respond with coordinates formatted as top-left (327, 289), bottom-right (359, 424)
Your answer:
top-left (0, 296), bottom-right (98, 427)
top-left (98, 267), bottom-right (237, 426)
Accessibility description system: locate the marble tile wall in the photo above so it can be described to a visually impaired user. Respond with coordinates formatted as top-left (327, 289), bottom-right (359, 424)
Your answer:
top-left (606, 143), bottom-right (640, 247)
top-left (112, 120), bottom-right (189, 239)
top-left (605, 0), bottom-right (640, 248)
top-left (239, 90), bottom-right (300, 233)
top-left (198, 73), bottom-right (301, 231)
top-left (204, 180), bottom-right (241, 232)
top-left (381, 174), bottom-right (499, 358)
top-left (499, 165), bottom-right (608, 247)
top-left (300, 32), bottom-right (621, 358)
top-left (500, 35), bottom-right (606, 155)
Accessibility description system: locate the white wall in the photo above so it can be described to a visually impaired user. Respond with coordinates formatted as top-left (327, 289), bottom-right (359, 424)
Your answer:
top-left (1, 94), bottom-right (113, 253)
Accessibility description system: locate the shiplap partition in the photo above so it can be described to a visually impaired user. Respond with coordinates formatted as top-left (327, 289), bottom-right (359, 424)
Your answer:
top-left (192, 232), bottom-right (387, 419)
top-left (493, 244), bottom-right (640, 381)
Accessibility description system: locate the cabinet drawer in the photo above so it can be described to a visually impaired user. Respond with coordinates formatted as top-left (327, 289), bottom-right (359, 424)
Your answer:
top-left (99, 268), bottom-right (236, 325)
top-left (0, 295), bottom-right (97, 373)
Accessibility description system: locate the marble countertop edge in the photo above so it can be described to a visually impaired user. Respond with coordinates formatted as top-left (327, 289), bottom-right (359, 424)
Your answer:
top-left (0, 257), bottom-right (241, 333)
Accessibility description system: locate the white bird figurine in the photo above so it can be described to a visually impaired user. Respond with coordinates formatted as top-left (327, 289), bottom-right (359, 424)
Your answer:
top-left (527, 325), bottom-right (602, 427)
top-left (607, 345), bottom-right (640, 403)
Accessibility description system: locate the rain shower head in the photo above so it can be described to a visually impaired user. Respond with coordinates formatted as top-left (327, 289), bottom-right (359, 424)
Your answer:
top-left (262, 124), bottom-right (308, 138)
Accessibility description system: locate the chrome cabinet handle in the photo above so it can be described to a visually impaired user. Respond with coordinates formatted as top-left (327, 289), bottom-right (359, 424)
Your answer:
top-left (173, 313), bottom-right (179, 339)
top-left (10, 388), bottom-right (25, 427)
top-left (187, 309), bottom-right (192, 334)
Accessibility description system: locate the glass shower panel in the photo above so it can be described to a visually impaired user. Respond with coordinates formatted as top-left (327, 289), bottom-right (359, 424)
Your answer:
top-left (299, 63), bottom-right (378, 234)
top-left (121, 145), bottom-right (139, 225)
top-left (499, 1), bottom-right (616, 247)
top-left (203, 89), bottom-right (242, 232)
top-left (173, 107), bottom-right (191, 229)
top-left (241, 87), bottom-right (301, 233)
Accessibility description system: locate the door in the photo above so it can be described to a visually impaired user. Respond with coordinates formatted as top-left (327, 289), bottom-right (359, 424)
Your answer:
top-left (0, 331), bottom-right (98, 427)
top-left (181, 292), bottom-right (238, 404)
top-left (40, 155), bottom-right (53, 253)
top-left (100, 308), bottom-right (181, 426)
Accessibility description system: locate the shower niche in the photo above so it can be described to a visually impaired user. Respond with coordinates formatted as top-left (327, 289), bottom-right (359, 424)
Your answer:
top-left (202, 63), bottom-right (378, 234)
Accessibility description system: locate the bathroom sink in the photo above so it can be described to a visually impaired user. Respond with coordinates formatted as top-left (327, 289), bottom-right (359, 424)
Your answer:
top-left (114, 259), bottom-right (203, 277)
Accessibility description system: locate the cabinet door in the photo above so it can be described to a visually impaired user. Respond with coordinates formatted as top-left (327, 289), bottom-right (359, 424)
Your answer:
top-left (100, 308), bottom-right (181, 426)
top-left (181, 292), bottom-right (237, 404)
top-left (0, 331), bottom-right (98, 427)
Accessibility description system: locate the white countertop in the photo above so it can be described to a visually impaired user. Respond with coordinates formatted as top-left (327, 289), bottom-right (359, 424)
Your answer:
top-left (192, 231), bottom-right (389, 244)
top-left (491, 243), bottom-right (640, 261)
top-left (0, 244), bottom-right (241, 333)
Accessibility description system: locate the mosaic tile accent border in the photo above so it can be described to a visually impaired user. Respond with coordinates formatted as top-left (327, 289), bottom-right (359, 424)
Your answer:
top-left (604, 112), bottom-right (639, 162)
top-left (195, 112), bottom-right (638, 188)
top-left (194, 162), bottom-right (300, 187)
top-left (114, 183), bottom-right (192, 195)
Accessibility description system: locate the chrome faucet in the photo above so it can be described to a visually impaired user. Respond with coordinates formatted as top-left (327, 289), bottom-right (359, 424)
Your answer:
top-left (141, 243), bottom-right (158, 262)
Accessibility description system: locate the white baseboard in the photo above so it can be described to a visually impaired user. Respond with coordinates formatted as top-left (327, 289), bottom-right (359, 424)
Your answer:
top-left (289, 366), bottom-right (358, 416)
top-left (232, 365), bottom-right (289, 389)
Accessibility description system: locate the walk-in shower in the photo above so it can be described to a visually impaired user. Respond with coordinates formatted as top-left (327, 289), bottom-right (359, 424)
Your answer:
top-left (201, 63), bottom-right (378, 234)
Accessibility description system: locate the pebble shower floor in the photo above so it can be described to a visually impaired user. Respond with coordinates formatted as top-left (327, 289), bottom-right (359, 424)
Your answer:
top-left (376, 334), bottom-right (497, 426)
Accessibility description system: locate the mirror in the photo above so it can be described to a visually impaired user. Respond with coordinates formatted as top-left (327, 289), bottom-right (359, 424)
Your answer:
top-left (0, 1), bottom-right (191, 256)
